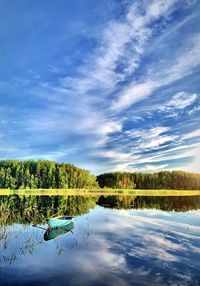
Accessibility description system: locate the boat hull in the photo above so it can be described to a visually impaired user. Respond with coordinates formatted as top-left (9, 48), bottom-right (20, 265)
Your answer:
top-left (44, 222), bottom-right (74, 241)
top-left (47, 216), bottom-right (74, 229)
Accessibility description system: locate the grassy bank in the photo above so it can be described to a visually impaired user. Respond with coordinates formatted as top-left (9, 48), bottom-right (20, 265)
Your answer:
top-left (0, 189), bottom-right (200, 196)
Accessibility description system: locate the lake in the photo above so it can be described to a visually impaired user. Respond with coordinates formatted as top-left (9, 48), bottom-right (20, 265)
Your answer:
top-left (1, 192), bottom-right (200, 286)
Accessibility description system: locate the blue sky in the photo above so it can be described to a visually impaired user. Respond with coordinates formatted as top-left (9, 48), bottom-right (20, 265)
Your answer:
top-left (0, 0), bottom-right (200, 174)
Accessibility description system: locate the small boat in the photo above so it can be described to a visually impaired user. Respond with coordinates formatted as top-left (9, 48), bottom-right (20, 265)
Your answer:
top-left (47, 215), bottom-right (74, 229)
top-left (44, 222), bottom-right (74, 241)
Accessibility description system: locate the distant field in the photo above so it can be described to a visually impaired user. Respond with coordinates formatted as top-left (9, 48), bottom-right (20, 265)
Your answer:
top-left (0, 189), bottom-right (200, 196)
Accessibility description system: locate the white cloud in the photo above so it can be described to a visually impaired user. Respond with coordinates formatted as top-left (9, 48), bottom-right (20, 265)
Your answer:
top-left (162, 34), bottom-right (200, 85)
top-left (143, 136), bottom-right (174, 149)
top-left (111, 33), bottom-right (200, 112)
top-left (93, 149), bottom-right (134, 166)
top-left (132, 164), bottom-right (169, 172)
top-left (111, 81), bottom-right (156, 112)
top-left (183, 128), bottom-right (200, 140)
top-left (1, 0), bottom-right (199, 174)
top-left (126, 126), bottom-right (169, 138)
top-left (166, 91), bottom-right (198, 109)
top-left (188, 105), bottom-right (200, 115)
top-left (95, 209), bottom-right (200, 267)
top-left (22, 0), bottom-right (181, 168)
top-left (126, 126), bottom-right (176, 151)
top-left (113, 125), bottom-right (200, 171)
top-left (181, 142), bottom-right (200, 173)
top-left (129, 143), bottom-right (198, 165)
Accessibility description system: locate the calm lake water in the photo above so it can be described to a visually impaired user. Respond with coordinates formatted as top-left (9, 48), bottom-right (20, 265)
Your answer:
top-left (1, 194), bottom-right (200, 286)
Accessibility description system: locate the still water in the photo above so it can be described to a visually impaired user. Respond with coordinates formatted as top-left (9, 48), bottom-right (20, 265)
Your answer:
top-left (1, 194), bottom-right (200, 286)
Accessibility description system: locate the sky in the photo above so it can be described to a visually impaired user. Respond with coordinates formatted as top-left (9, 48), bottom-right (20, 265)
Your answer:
top-left (0, 0), bottom-right (200, 174)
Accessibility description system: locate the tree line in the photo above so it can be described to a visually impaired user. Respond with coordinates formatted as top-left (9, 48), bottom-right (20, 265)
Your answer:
top-left (97, 171), bottom-right (200, 190)
top-left (0, 160), bottom-right (98, 189)
top-left (0, 160), bottom-right (199, 189)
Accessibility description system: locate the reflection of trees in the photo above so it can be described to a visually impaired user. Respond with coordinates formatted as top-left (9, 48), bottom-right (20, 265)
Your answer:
top-left (97, 195), bottom-right (200, 211)
top-left (0, 195), bottom-right (99, 268)
top-left (1, 194), bottom-right (200, 272)
top-left (98, 195), bottom-right (136, 209)
top-left (1, 194), bottom-right (200, 227)
top-left (135, 196), bottom-right (200, 211)
top-left (0, 195), bottom-right (99, 226)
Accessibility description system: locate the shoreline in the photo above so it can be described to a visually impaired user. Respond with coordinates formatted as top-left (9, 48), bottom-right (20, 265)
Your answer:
top-left (1, 189), bottom-right (200, 196)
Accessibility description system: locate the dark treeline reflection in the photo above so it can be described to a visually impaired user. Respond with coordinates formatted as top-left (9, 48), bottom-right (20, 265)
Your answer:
top-left (97, 195), bottom-right (200, 211)
top-left (0, 195), bottom-right (98, 226)
top-left (1, 195), bottom-right (200, 226)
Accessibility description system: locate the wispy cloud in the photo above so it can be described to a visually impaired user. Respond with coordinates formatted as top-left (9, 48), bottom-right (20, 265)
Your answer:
top-left (126, 126), bottom-right (176, 150)
top-left (165, 92), bottom-right (198, 109)
top-left (183, 128), bottom-right (200, 140)
top-left (0, 0), bottom-right (199, 173)
top-left (111, 33), bottom-right (200, 112)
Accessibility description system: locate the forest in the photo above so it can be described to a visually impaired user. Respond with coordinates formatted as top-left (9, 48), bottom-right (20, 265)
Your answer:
top-left (0, 160), bottom-right (98, 189)
top-left (0, 160), bottom-right (200, 190)
top-left (97, 171), bottom-right (200, 190)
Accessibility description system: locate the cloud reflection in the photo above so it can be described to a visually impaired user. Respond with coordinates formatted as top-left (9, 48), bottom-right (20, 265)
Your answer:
top-left (1, 207), bottom-right (200, 285)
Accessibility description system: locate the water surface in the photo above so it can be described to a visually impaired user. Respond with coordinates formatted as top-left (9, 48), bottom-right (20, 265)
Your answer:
top-left (1, 194), bottom-right (200, 285)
